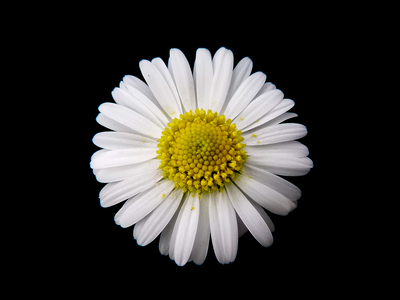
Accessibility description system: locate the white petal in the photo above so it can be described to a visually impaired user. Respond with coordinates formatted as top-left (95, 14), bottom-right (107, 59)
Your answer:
top-left (159, 207), bottom-right (180, 256)
top-left (151, 58), bottom-right (182, 115)
top-left (90, 148), bottom-right (157, 169)
top-left (242, 164), bottom-right (301, 201)
top-left (226, 183), bottom-right (273, 247)
top-left (209, 188), bottom-right (238, 264)
top-left (246, 141), bottom-right (309, 158)
top-left (190, 192), bottom-right (211, 265)
top-left (134, 188), bottom-right (183, 246)
top-left (169, 192), bottom-right (200, 266)
top-left (225, 57), bottom-right (253, 103)
top-left (93, 131), bottom-right (157, 150)
top-left (246, 155), bottom-right (313, 176)
top-left (209, 47), bottom-right (234, 113)
top-left (90, 149), bottom-right (108, 169)
top-left (208, 192), bottom-right (225, 264)
top-left (115, 179), bottom-right (175, 228)
top-left (193, 48), bottom-right (213, 111)
top-left (122, 75), bottom-right (159, 108)
top-left (247, 197), bottom-right (275, 232)
top-left (139, 59), bottom-right (181, 119)
top-left (124, 83), bottom-right (170, 127)
top-left (241, 99), bottom-right (295, 132)
top-left (236, 212), bottom-right (248, 237)
top-left (234, 173), bottom-right (293, 215)
top-left (95, 159), bottom-right (160, 183)
top-left (168, 48), bottom-right (196, 113)
top-left (264, 112), bottom-right (298, 127)
top-left (111, 88), bottom-right (164, 129)
top-left (223, 72), bottom-right (266, 120)
top-left (96, 113), bottom-right (136, 133)
top-left (242, 123), bottom-right (307, 146)
top-left (233, 89), bottom-right (283, 130)
top-left (99, 169), bottom-right (163, 207)
top-left (254, 82), bottom-right (276, 98)
top-left (98, 103), bottom-right (162, 139)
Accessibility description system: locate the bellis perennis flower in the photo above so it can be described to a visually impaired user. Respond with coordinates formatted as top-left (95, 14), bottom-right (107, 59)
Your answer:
top-left (90, 47), bottom-right (313, 266)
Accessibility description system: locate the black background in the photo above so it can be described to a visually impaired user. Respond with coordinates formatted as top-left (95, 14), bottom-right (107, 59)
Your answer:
top-left (64, 19), bottom-right (342, 291)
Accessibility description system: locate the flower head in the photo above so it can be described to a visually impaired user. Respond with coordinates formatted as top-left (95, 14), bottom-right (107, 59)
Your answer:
top-left (90, 47), bottom-right (313, 266)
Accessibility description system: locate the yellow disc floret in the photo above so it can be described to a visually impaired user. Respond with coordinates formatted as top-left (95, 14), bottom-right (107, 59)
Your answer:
top-left (157, 108), bottom-right (247, 194)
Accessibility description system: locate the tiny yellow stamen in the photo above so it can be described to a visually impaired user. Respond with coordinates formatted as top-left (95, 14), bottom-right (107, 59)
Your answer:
top-left (157, 109), bottom-right (247, 194)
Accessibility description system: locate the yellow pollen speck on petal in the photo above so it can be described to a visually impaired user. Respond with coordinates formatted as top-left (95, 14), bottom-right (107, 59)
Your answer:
top-left (162, 194), bottom-right (165, 198)
top-left (251, 134), bottom-right (257, 137)
top-left (156, 109), bottom-right (247, 194)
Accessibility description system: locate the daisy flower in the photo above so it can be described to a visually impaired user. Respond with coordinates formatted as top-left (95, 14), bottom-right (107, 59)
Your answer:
top-left (90, 47), bottom-right (313, 266)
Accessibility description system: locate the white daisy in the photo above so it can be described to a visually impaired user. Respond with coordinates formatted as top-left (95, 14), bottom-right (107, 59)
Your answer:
top-left (90, 47), bottom-right (313, 266)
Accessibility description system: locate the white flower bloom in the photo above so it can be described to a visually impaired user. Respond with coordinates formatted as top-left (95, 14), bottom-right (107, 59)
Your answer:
top-left (90, 47), bottom-right (313, 266)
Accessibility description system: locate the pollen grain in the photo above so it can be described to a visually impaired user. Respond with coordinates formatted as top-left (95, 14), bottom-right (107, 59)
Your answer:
top-left (157, 109), bottom-right (247, 194)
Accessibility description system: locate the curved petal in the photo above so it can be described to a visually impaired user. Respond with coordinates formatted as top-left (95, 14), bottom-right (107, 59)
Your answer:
top-left (233, 89), bottom-right (283, 130)
top-left (242, 164), bottom-right (301, 201)
top-left (90, 147), bottom-right (157, 169)
top-left (122, 75), bottom-right (159, 108)
top-left (246, 141), bottom-right (309, 158)
top-left (209, 47), bottom-right (233, 113)
top-left (193, 48), bottom-right (213, 111)
top-left (134, 188), bottom-right (183, 246)
top-left (208, 192), bottom-right (226, 264)
top-left (241, 99), bottom-right (295, 132)
top-left (254, 82), bottom-right (277, 99)
top-left (159, 207), bottom-right (180, 256)
top-left (247, 198), bottom-right (275, 232)
top-left (96, 113), bottom-right (136, 134)
top-left (226, 183), bottom-right (273, 247)
top-left (95, 159), bottom-right (160, 183)
top-left (151, 57), bottom-right (182, 115)
top-left (139, 59), bottom-right (181, 119)
top-left (124, 83), bottom-right (170, 127)
top-left (236, 212), bottom-right (248, 237)
top-left (169, 192), bottom-right (200, 266)
top-left (115, 179), bottom-right (176, 228)
top-left (168, 48), bottom-right (196, 113)
top-left (242, 123), bottom-right (307, 146)
top-left (190, 192), bottom-right (211, 265)
top-left (225, 57), bottom-right (253, 103)
top-left (234, 173), bottom-right (293, 216)
top-left (263, 112), bottom-right (298, 127)
top-left (223, 71), bottom-right (266, 120)
top-left (99, 103), bottom-right (162, 139)
top-left (111, 88), bottom-right (164, 129)
top-left (246, 156), bottom-right (313, 176)
top-left (209, 188), bottom-right (238, 264)
top-left (99, 169), bottom-right (163, 207)
top-left (93, 131), bottom-right (157, 150)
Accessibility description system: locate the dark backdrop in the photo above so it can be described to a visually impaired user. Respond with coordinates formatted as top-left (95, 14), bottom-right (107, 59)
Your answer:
top-left (70, 24), bottom-right (337, 290)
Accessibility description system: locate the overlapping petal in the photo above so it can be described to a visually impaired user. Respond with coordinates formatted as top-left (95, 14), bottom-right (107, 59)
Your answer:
top-left (91, 46), bottom-right (313, 266)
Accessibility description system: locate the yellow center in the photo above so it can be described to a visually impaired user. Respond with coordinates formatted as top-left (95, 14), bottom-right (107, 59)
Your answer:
top-left (157, 108), bottom-right (247, 194)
